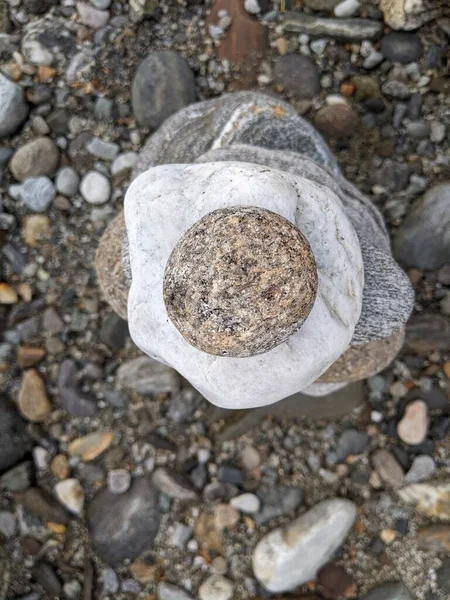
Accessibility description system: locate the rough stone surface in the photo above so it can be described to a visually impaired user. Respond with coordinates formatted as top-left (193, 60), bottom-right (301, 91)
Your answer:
top-left (394, 183), bottom-right (450, 270)
top-left (379, 0), bottom-right (443, 30)
top-left (87, 478), bottom-right (161, 566)
top-left (274, 55), bottom-right (320, 100)
top-left (0, 396), bottom-right (33, 472)
top-left (10, 137), bottom-right (59, 181)
top-left (164, 206), bottom-right (317, 357)
top-left (252, 498), bottom-right (356, 592)
top-left (0, 73), bottom-right (29, 138)
top-left (132, 51), bottom-right (196, 130)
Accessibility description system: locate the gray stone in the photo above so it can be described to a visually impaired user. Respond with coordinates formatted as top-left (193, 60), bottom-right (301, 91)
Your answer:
top-left (362, 582), bottom-right (414, 600)
top-left (335, 429), bottom-right (369, 462)
top-left (0, 462), bottom-right (33, 491)
top-left (152, 468), bottom-right (197, 500)
top-left (394, 183), bottom-right (450, 270)
top-left (19, 177), bottom-right (56, 211)
top-left (380, 32), bottom-right (423, 63)
top-left (282, 12), bottom-right (383, 40)
top-left (100, 568), bottom-right (119, 594)
top-left (10, 137), bottom-right (59, 181)
top-left (255, 486), bottom-right (304, 524)
top-left (436, 558), bottom-right (450, 595)
top-left (158, 582), bottom-right (194, 600)
top-left (87, 477), bottom-right (161, 566)
top-left (116, 356), bottom-right (180, 394)
top-left (334, 0), bottom-right (360, 18)
top-left (406, 121), bottom-right (430, 140)
top-left (253, 498), bottom-right (356, 592)
top-left (90, 0), bottom-right (111, 9)
top-left (80, 170), bottom-right (111, 204)
top-left (107, 469), bottom-right (132, 494)
top-left (86, 137), bottom-right (120, 161)
top-left (274, 55), bottom-right (320, 100)
top-left (58, 359), bottom-right (98, 417)
top-left (430, 121), bottom-right (446, 144)
top-left (0, 396), bottom-right (33, 472)
top-left (76, 2), bottom-right (109, 28)
top-left (132, 51), bottom-right (196, 130)
top-left (0, 73), bottom-right (29, 138)
top-left (55, 167), bottom-right (80, 197)
top-left (94, 97), bottom-right (113, 121)
top-left (405, 455), bottom-right (436, 483)
top-left (372, 449), bottom-right (405, 488)
top-left (0, 511), bottom-right (16, 537)
top-left (111, 152), bottom-right (138, 176)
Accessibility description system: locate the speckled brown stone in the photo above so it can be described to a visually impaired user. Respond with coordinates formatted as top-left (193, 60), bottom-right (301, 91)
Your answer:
top-left (163, 206), bottom-right (318, 357)
top-left (95, 211), bottom-right (128, 320)
top-left (318, 327), bottom-right (404, 383)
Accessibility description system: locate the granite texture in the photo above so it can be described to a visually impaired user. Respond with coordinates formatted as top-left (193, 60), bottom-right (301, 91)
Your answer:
top-left (163, 206), bottom-right (317, 357)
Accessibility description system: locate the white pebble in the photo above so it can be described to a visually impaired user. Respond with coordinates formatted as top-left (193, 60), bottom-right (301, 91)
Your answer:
top-left (334, 0), bottom-right (360, 17)
top-left (55, 479), bottom-right (85, 515)
top-left (244, 0), bottom-right (260, 14)
top-left (80, 170), bottom-right (111, 204)
top-left (230, 493), bottom-right (261, 514)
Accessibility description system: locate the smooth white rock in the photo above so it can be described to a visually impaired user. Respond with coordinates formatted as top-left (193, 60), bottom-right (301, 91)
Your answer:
top-left (55, 478), bottom-right (85, 515)
top-left (111, 151), bottom-right (138, 176)
top-left (125, 162), bottom-right (364, 409)
top-left (252, 498), bottom-right (357, 592)
top-left (244, 0), bottom-right (261, 14)
top-left (56, 166), bottom-right (80, 197)
top-left (230, 493), bottom-right (261, 514)
top-left (80, 170), bottom-right (111, 204)
top-left (199, 575), bottom-right (233, 600)
top-left (334, 0), bottom-right (360, 17)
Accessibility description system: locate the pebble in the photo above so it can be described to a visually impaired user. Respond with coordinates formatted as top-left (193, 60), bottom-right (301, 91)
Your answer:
top-left (58, 359), bottom-right (98, 417)
top-left (43, 307), bottom-right (64, 334)
top-left (63, 580), bottom-right (82, 600)
top-left (99, 313), bottom-right (128, 350)
top-left (417, 525), bottom-right (450, 553)
top-left (76, 2), bottom-right (109, 28)
top-left (406, 121), bottom-right (430, 140)
top-left (86, 137), bottom-right (120, 161)
top-left (55, 167), bottom-right (80, 197)
top-left (87, 477), bottom-right (161, 566)
top-left (158, 582), bottom-right (194, 600)
top-left (132, 51), bottom-right (196, 130)
top-left (274, 55), bottom-right (320, 100)
top-left (240, 446), bottom-right (260, 471)
top-left (24, 215), bottom-right (50, 246)
top-left (152, 468), bottom-right (197, 501)
top-left (397, 400), bottom-right (429, 445)
top-left (256, 486), bottom-right (304, 524)
top-left (230, 493), bottom-right (261, 514)
top-left (95, 97), bottom-right (113, 121)
top-left (244, 0), bottom-right (260, 14)
top-left (382, 80), bottom-right (411, 99)
top-left (19, 177), bottom-right (56, 212)
top-left (10, 137), bottom-right (59, 181)
top-left (0, 73), bottom-right (29, 138)
top-left (169, 522), bottom-right (192, 548)
top-left (55, 478), bottom-right (85, 515)
top-left (14, 486), bottom-right (70, 524)
top-left (398, 483), bottom-right (450, 520)
top-left (317, 563), bottom-right (357, 599)
top-left (436, 558), bottom-right (450, 594)
top-left (68, 431), bottom-right (114, 461)
top-left (80, 170), bottom-right (111, 204)
top-left (0, 284), bottom-right (18, 304)
top-left (372, 449), bottom-right (405, 488)
top-left (90, 0), bottom-right (111, 9)
top-left (51, 454), bottom-right (70, 480)
top-left (17, 368), bottom-right (52, 422)
top-left (314, 104), bottom-right (358, 139)
top-left (214, 504), bottom-right (240, 531)
top-left (218, 464), bottom-right (243, 485)
top-left (111, 152), bottom-right (138, 176)
top-left (107, 469), bottom-right (132, 494)
top-left (0, 511), bottom-right (16, 537)
top-left (282, 13), bottom-right (383, 40)
top-left (334, 0), bottom-right (360, 18)
top-left (199, 575), bottom-right (233, 600)
top-left (116, 356), bottom-right (180, 394)
top-left (380, 32), bottom-right (423, 63)
top-left (252, 498), bottom-right (356, 592)
top-left (335, 429), bottom-right (369, 462)
top-left (100, 568), bottom-right (119, 594)
top-left (363, 51), bottom-right (384, 69)
top-left (0, 461), bottom-right (33, 491)
top-left (430, 121), bottom-right (446, 143)
top-left (33, 446), bottom-right (50, 470)
top-left (405, 455), bottom-right (436, 483)
top-left (362, 582), bottom-right (414, 600)
top-left (404, 314), bottom-right (450, 354)
top-left (31, 563), bottom-right (62, 598)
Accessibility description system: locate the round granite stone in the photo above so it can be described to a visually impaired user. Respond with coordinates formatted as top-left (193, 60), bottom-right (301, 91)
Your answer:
top-left (163, 206), bottom-right (318, 358)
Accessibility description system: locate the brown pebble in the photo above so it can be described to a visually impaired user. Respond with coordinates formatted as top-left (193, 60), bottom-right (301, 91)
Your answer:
top-left (14, 488), bottom-right (69, 525)
top-left (372, 449), bottom-right (405, 488)
top-left (317, 563), bottom-right (357, 599)
top-left (23, 214), bottom-right (50, 247)
top-left (163, 206), bottom-right (317, 358)
top-left (443, 362), bottom-right (450, 379)
top-left (68, 431), bottom-right (114, 461)
top-left (314, 104), bottom-right (359, 139)
top-left (213, 504), bottom-right (240, 531)
top-left (130, 559), bottom-right (161, 584)
top-left (17, 346), bottom-right (46, 368)
top-left (17, 368), bottom-right (52, 422)
top-left (51, 454), bottom-right (70, 480)
top-left (0, 283), bottom-right (18, 304)
top-left (397, 400), bottom-right (428, 445)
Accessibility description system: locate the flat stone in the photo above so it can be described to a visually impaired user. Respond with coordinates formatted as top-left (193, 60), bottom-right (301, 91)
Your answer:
top-left (380, 32), bottom-right (423, 63)
top-left (55, 478), bottom-right (85, 515)
top-left (372, 449), bottom-right (405, 488)
top-left (17, 369), bottom-right (52, 422)
top-left (0, 73), bottom-right (29, 138)
top-left (405, 455), bottom-right (436, 483)
top-left (19, 177), bottom-right (56, 212)
top-left (282, 12), bottom-right (383, 40)
top-left (116, 356), bottom-right (180, 394)
top-left (86, 137), bottom-right (119, 161)
top-left (417, 525), bottom-right (450, 553)
top-left (68, 432), bottom-right (114, 461)
top-left (405, 314), bottom-right (450, 354)
top-left (397, 400), bottom-right (429, 446)
top-left (87, 477), bottom-right (161, 566)
top-left (132, 51), bottom-right (196, 130)
top-left (398, 483), bottom-right (450, 520)
top-left (274, 55), bottom-right (320, 100)
top-left (80, 170), bottom-right (111, 204)
top-left (362, 582), bottom-right (413, 600)
top-left (10, 138), bottom-right (59, 181)
top-left (14, 487), bottom-right (69, 525)
top-left (252, 498), bottom-right (356, 592)
top-left (152, 468), bottom-right (197, 501)
top-left (199, 575), bottom-right (233, 600)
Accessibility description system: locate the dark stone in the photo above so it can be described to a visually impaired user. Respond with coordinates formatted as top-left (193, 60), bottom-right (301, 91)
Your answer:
top-left (274, 55), bottom-right (320, 100)
top-left (31, 563), bottom-right (62, 597)
top-left (217, 464), bottom-right (244, 485)
top-left (436, 557), bottom-right (450, 594)
top-left (336, 429), bottom-right (370, 462)
top-left (87, 477), bottom-right (161, 566)
top-left (0, 396), bottom-right (33, 472)
top-left (190, 464), bottom-right (208, 490)
top-left (407, 93), bottom-right (422, 120)
top-left (404, 314), bottom-right (450, 354)
top-left (255, 486), bottom-right (304, 525)
top-left (368, 536), bottom-right (385, 556)
top-left (7, 298), bottom-right (46, 326)
top-left (380, 32), bottom-right (423, 63)
top-left (14, 488), bottom-right (69, 525)
top-left (203, 482), bottom-right (238, 502)
top-left (47, 108), bottom-right (69, 134)
top-left (392, 447), bottom-right (410, 470)
top-left (430, 416), bottom-right (450, 440)
top-left (2, 243), bottom-right (27, 274)
top-left (26, 85), bottom-right (53, 104)
top-left (100, 313), bottom-right (129, 350)
top-left (132, 51), bottom-right (196, 130)
top-left (58, 359), bottom-right (98, 417)
top-left (68, 131), bottom-right (96, 171)
top-left (408, 439), bottom-right (435, 456)
top-left (317, 563), bottom-right (356, 599)
top-left (395, 518), bottom-right (409, 536)
top-left (0, 461), bottom-right (33, 491)
top-left (372, 159), bottom-right (410, 193)
top-left (23, 0), bottom-right (56, 13)
top-left (362, 582), bottom-right (413, 600)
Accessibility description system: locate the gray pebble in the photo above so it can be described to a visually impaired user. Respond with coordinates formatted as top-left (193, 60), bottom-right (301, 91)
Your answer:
top-left (86, 137), bottom-right (119, 161)
top-left (90, 0), bottom-right (111, 9)
top-left (19, 176), bottom-right (56, 211)
top-left (80, 170), bottom-right (111, 204)
top-left (380, 32), bottom-right (423, 64)
top-left (0, 73), bottom-right (29, 138)
top-left (362, 582), bottom-right (414, 600)
top-left (405, 455), bottom-right (436, 483)
top-left (111, 152), bottom-right (138, 176)
top-left (76, 2), bottom-right (109, 28)
top-left (0, 510), bottom-right (16, 537)
top-left (406, 121), bottom-right (430, 140)
top-left (100, 568), bottom-right (119, 594)
top-left (56, 166), bottom-right (80, 197)
top-left (430, 121), bottom-right (446, 143)
top-left (336, 429), bottom-right (369, 462)
top-left (107, 469), bottom-right (131, 494)
top-left (94, 97), bottom-right (113, 121)
top-left (158, 582), bottom-right (194, 600)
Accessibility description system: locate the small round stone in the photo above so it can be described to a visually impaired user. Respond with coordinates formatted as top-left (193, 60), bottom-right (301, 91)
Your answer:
top-left (19, 177), bottom-right (56, 212)
top-left (56, 166), bottom-right (80, 197)
top-left (107, 469), bottom-right (131, 495)
top-left (80, 170), bottom-right (111, 204)
top-left (163, 207), bottom-right (317, 358)
top-left (397, 400), bottom-right (429, 445)
top-left (199, 575), bottom-right (233, 600)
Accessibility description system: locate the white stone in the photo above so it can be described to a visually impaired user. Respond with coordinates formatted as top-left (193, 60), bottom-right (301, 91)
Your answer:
top-left (230, 493), bottom-right (261, 514)
top-left (334, 0), bottom-right (360, 17)
top-left (22, 39), bottom-right (54, 66)
top-left (199, 575), bottom-right (233, 600)
top-left (56, 166), bottom-right (80, 197)
top-left (244, 0), bottom-right (261, 14)
top-left (125, 163), bottom-right (364, 409)
top-left (0, 511), bottom-right (16, 537)
top-left (80, 170), bottom-right (111, 204)
top-left (111, 152), bottom-right (139, 176)
top-left (86, 137), bottom-right (119, 161)
top-left (76, 2), bottom-right (109, 28)
top-left (0, 73), bottom-right (29, 138)
top-left (55, 479), bottom-right (85, 515)
top-left (252, 498), bottom-right (356, 592)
